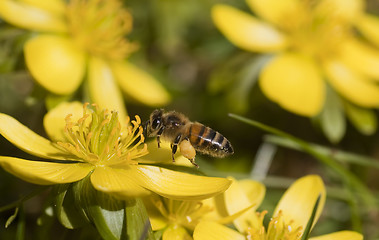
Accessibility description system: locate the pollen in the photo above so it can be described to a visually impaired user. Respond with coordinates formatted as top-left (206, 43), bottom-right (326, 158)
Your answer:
top-left (246, 210), bottom-right (303, 240)
top-left (66, 0), bottom-right (138, 60)
top-left (57, 103), bottom-right (148, 166)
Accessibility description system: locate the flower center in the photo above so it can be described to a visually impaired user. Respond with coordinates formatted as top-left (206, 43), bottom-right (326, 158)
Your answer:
top-left (66, 0), bottom-right (138, 60)
top-left (57, 103), bottom-right (147, 166)
top-left (151, 196), bottom-right (213, 230)
top-left (246, 210), bottom-right (302, 240)
top-left (281, 1), bottom-right (352, 60)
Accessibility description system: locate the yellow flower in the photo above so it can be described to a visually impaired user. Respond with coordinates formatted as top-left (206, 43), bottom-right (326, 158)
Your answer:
top-left (145, 195), bottom-right (212, 240)
top-left (0, 102), bottom-right (230, 200)
top-left (144, 179), bottom-right (265, 240)
top-left (212, 0), bottom-right (379, 116)
top-left (0, 0), bottom-right (170, 120)
top-left (193, 175), bottom-right (363, 240)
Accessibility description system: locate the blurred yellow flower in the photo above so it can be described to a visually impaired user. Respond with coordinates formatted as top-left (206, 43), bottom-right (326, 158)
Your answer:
top-left (145, 179), bottom-right (265, 240)
top-left (145, 195), bottom-right (213, 240)
top-left (0, 0), bottom-right (170, 119)
top-left (0, 102), bottom-right (230, 200)
top-left (194, 175), bottom-right (363, 240)
top-left (212, 0), bottom-right (379, 116)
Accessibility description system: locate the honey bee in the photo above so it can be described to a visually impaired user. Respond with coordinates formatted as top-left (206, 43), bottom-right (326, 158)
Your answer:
top-left (144, 109), bottom-right (234, 167)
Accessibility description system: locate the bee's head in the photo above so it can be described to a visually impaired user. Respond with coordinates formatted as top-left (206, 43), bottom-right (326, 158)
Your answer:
top-left (145, 109), bottom-right (164, 137)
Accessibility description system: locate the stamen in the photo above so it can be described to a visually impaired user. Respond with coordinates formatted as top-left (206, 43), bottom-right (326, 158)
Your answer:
top-left (56, 103), bottom-right (148, 166)
top-left (66, 0), bottom-right (138, 60)
top-left (246, 210), bottom-right (302, 240)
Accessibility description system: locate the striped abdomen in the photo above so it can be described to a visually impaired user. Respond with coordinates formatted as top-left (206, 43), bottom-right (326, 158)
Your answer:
top-left (186, 122), bottom-right (234, 158)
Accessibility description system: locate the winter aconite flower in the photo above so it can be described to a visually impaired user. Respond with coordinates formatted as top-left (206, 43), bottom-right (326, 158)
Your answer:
top-left (0, 0), bottom-right (170, 119)
top-left (194, 175), bottom-right (363, 240)
top-left (212, 0), bottom-right (379, 117)
top-left (145, 195), bottom-right (214, 240)
top-left (0, 102), bottom-right (230, 200)
top-left (144, 179), bottom-right (265, 240)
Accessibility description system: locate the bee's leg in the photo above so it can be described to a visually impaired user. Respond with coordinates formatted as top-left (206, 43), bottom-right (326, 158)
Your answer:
top-left (189, 159), bottom-right (199, 168)
top-left (184, 137), bottom-right (199, 168)
top-left (156, 127), bottom-right (165, 148)
top-left (171, 134), bottom-right (182, 162)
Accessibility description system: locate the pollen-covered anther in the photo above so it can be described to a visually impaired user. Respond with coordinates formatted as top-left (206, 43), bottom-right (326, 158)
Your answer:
top-left (56, 103), bottom-right (148, 167)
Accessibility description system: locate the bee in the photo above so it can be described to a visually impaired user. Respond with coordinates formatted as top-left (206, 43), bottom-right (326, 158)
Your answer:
top-left (144, 109), bottom-right (234, 167)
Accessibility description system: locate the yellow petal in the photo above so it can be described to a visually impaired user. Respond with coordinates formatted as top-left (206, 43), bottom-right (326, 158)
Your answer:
top-left (163, 225), bottom-right (192, 240)
top-left (0, 156), bottom-right (92, 185)
top-left (25, 35), bottom-right (86, 95)
top-left (150, 215), bottom-right (167, 231)
top-left (43, 101), bottom-right (85, 142)
top-left (356, 14), bottom-right (379, 47)
top-left (211, 5), bottom-right (287, 52)
top-left (135, 165), bottom-right (232, 201)
top-left (90, 166), bottom-right (150, 198)
top-left (259, 53), bottom-right (325, 116)
top-left (88, 57), bottom-right (127, 125)
top-left (246, 0), bottom-right (302, 27)
top-left (0, 113), bottom-right (77, 161)
top-left (224, 177), bottom-right (265, 233)
top-left (310, 231), bottom-right (363, 240)
top-left (323, 59), bottom-right (379, 107)
top-left (143, 197), bottom-right (168, 230)
top-left (200, 197), bottom-right (226, 221)
top-left (193, 221), bottom-right (245, 240)
top-left (111, 61), bottom-right (171, 106)
top-left (273, 175), bottom-right (326, 232)
top-left (20, 0), bottom-right (65, 15)
top-left (0, 0), bottom-right (66, 32)
top-left (339, 38), bottom-right (379, 79)
top-left (316, 0), bottom-right (364, 22)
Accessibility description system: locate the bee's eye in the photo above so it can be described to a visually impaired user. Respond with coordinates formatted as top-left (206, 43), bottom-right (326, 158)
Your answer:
top-left (151, 118), bottom-right (161, 130)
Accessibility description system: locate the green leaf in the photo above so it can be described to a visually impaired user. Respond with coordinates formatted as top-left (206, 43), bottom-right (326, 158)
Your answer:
top-left (345, 102), bottom-right (377, 135)
top-left (208, 53), bottom-right (253, 94)
top-left (301, 195), bottom-right (321, 240)
top-left (153, 230), bottom-right (164, 240)
top-left (52, 184), bottom-right (89, 229)
top-left (73, 177), bottom-right (126, 240)
top-left (264, 134), bottom-right (379, 169)
top-left (5, 207), bottom-right (19, 228)
top-left (209, 54), bottom-right (272, 113)
top-left (125, 198), bottom-right (155, 240)
top-left (317, 87), bottom-right (345, 143)
top-left (226, 55), bottom-right (271, 113)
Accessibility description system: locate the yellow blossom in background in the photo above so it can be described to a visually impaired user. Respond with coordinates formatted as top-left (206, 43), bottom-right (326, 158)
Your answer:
top-left (212, 0), bottom-right (379, 117)
top-left (144, 179), bottom-right (265, 240)
top-left (194, 175), bottom-right (363, 240)
top-left (144, 195), bottom-right (213, 240)
top-left (0, 102), bottom-right (231, 200)
top-left (0, 0), bottom-right (171, 121)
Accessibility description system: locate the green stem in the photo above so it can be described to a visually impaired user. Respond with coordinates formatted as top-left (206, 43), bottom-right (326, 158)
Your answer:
top-left (229, 113), bottom-right (377, 208)
top-left (345, 182), bottom-right (362, 232)
top-left (16, 204), bottom-right (25, 240)
top-left (265, 135), bottom-right (379, 169)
